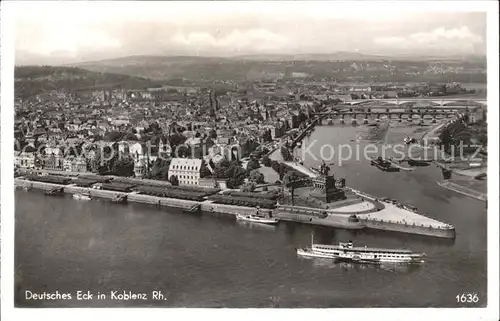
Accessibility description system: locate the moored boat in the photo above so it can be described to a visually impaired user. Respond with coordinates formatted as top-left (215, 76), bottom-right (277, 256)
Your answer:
top-left (370, 156), bottom-right (400, 172)
top-left (236, 214), bottom-right (279, 225)
top-left (297, 239), bottom-right (425, 264)
top-left (45, 187), bottom-right (64, 196)
top-left (404, 136), bottom-right (416, 145)
top-left (73, 193), bottom-right (91, 201)
top-left (309, 166), bottom-right (322, 175)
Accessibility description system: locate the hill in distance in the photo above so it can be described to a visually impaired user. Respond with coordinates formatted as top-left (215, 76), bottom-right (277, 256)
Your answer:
top-left (15, 66), bottom-right (162, 99)
top-left (69, 52), bottom-right (486, 82)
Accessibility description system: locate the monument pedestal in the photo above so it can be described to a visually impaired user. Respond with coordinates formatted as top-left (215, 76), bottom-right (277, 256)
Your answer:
top-left (309, 174), bottom-right (346, 203)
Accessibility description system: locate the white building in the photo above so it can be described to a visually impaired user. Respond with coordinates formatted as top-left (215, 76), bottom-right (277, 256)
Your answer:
top-left (168, 158), bottom-right (202, 186)
top-left (15, 152), bottom-right (36, 169)
top-left (63, 156), bottom-right (74, 172)
top-left (134, 157), bottom-right (148, 178)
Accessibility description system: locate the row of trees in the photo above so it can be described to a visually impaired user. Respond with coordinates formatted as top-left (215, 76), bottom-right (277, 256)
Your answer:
top-left (438, 117), bottom-right (474, 155)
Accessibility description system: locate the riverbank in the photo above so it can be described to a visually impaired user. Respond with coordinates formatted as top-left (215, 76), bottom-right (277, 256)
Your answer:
top-left (437, 179), bottom-right (487, 202)
top-left (16, 175), bottom-right (456, 238)
top-left (15, 178), bottom-right (362, 230)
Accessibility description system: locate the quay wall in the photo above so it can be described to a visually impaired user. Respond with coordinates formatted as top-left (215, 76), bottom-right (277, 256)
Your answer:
top-left (359, 218), bottom-right (455, 238)
top-left (15, 178), bottom-right (257, 216)
top-left (276, 210), bottom-right (365, 229)
top-left (15, 179), bottom-right (453, 237)
top-left (200, 203), bottom-right (256, 216)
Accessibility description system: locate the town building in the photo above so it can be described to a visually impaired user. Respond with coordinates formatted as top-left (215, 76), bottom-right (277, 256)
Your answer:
top-left (15, 151), bottom-right (36, 169)
top-left (168, 158), bottom-right (202, 186)
top-left (63, 156), bottom-right (74, 172)
top-left (71, 157), bottom-right (88, 173)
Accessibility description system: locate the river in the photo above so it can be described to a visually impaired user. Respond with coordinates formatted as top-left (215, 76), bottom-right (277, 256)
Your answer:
top-left (14, 123), bottom-right (487, 308)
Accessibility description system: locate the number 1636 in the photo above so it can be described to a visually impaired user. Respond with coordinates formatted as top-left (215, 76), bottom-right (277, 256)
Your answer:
top-left (456, 293), bottom-right (479, 303)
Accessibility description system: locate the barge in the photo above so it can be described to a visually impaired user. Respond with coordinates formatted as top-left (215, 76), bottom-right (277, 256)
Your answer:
top-left (370, 157), bottom-right (400, 172)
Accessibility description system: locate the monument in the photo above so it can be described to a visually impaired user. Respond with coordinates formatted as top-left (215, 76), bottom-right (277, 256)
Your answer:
top-left (309, 161), bottom-right (347, 203)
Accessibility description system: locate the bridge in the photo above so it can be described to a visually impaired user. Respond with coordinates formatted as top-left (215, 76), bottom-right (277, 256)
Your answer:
top-left (317, 110), bottom-right (462, 124)
top-left (341, 98), bottom-right (486, 107)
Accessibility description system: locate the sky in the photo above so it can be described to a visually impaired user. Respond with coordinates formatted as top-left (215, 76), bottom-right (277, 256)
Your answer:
top-left (12, 1), bottom-right (487, 65)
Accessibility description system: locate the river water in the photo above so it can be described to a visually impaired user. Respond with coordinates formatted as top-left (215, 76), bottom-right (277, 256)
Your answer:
top-left (15, 124), bottom-right (487, 308)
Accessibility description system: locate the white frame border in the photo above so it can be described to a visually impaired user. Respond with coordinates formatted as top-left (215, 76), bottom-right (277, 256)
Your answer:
top-left (1, 2), bottom-right (498, 321)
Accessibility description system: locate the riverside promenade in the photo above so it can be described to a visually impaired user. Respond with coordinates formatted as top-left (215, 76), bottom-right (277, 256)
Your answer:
top-left (16, 172), bottom-right (455, 238)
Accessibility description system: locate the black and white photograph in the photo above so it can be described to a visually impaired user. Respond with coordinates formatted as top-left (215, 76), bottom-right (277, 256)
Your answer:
top-left (1, 1), bottom-right (499, 320)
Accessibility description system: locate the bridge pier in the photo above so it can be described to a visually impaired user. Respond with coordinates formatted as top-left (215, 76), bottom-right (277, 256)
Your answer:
top-left (407, 114), bottom-right (413, 122)
top-left (351, 114), bottom-right (357, 125)
top-left (376, 114), bottom-right (381, 122)
top-left (432, 117), bottom-right (437, 123)
top-left (398, 114), bottom-right (402, 122)
top-left (363, 113), bottom-right (368, 124)
top-left (340, 115), bottom-right (345, 124)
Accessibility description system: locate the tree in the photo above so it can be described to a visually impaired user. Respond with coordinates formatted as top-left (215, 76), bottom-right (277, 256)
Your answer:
top-left (284, 171), bottom-right (300, 206)
top-left (169, 175), bottom-right (179, 186)
top-left (262, 129), bottom-right (273, 143)
top-left (111, 157), bottom-right (135, 177)
top-left (279, 163), bottom-right (287, 180)
top-left (214, 159), bottom-right (247, 188)
top-left (199, 160), bottom-right (213, 178)
top-left (104, 131), bottom-right (123, 142)
top-left (122, 132), bottom-right (138, 141)
top-left (177, 144), bottom-right (191, 158)
top-left (242, 138), bottom-right (260, 158)
top-left (271, 160), bottom-right (280, 172)
top-left (246, 159), bottom-right (261, 172)
top-left (248, 169), bottom-right (265, 184)
top-left (298, 111), bottom-right (308, 123)
top-left (214, 158), bottom-right (231, 178)
top-left (209, 159), bottom-right (216, 170)
top-left (169, 133), bottom-right (187, 151)
top-left (241, 182), bottom-right (256, 192)
top-left (150, 158), bottom-right (170, 180)
top-left (148, 122), bottom-right (161, 134)
top-left (226, 177), bottom-right (242, 189)
top-left (262, 155), bottom-right (272, 167)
